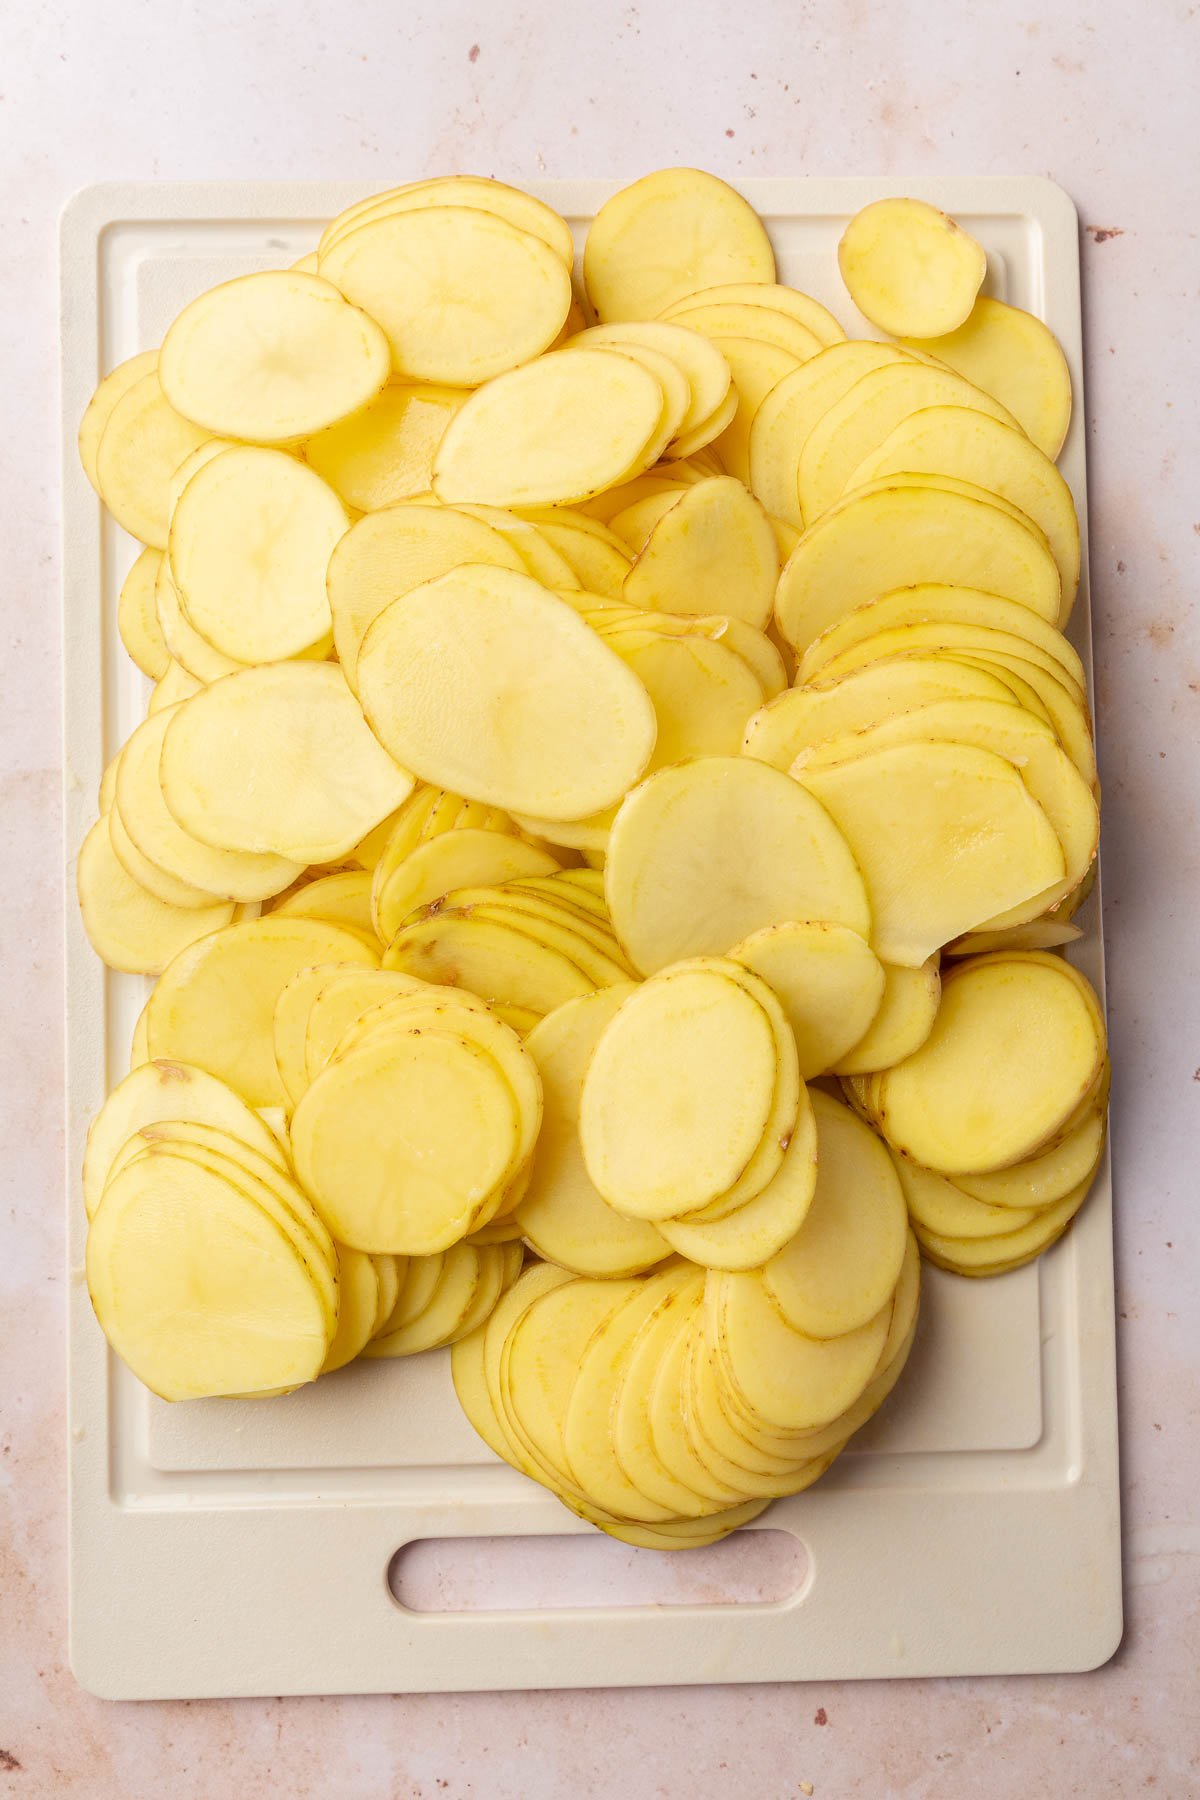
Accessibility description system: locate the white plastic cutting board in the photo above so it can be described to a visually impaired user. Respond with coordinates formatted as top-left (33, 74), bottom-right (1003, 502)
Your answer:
top-left (61, 177), bottom-right (1121, 1698)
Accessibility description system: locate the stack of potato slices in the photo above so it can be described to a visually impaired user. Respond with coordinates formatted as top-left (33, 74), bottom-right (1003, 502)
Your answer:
top-left (77, 169), bottom-right (1106, 1546)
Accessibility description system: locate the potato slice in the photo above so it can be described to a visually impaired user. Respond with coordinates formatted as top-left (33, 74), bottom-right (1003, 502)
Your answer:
top-left (913, 1172), bottom-right (1093, 1275)
top-left (321, 207), bottom-right (571, 384)
top-left (129, 1000), bottom-right (151, 1071)
top-left (87, 1151), bottom-right (329, 1400)
top-left (320, 176), bottom-right (575, 268)
top-left (384, 911), bottom-right (596, 1019)
top-left (431, 898), bottom-right (633, 991)
top-left (365, 1242), bottom-right (484, 1356)
top-left (949, 920), bottom-right (1083, 957)
top-left (838, 198), bottom-right (985, 338)
top-left (878, 954), bottom-right (1105, 1174)
top-left (850, 406), bottom-right (1080, 616)
top-left (274, 963), bottom-right (355, 1110)
top-left (743, 655), bottom-right (1019, 770)
top-left (955, 1103), bottom-right (1106, 1209)
top-left (148, 661), bottom-right (202, 714)
top-left (775, 479), bottom-right (1063, 655)
top-left (513, 511), bottom-right (632, 598)
top-left (373, 830), bottom-right (560, 946)
top-left (895, 1159), bottom-right (1039, 1239)
top-left (452, 1262), bottom-right (573, 1461)
top-left (580, 963), bottom-right (779, 1222)
top-left (154, 555), bottom-right (245, 684)
top-left (606, 755), bottom-right (869, 975)
top-left (117, 548), bottom-right (170, 679)
top-left (319, 1245), bottom-right (381, 1374)
top-left (82, 1058), bottom-right (287, 1221)
top-left (901, 295), bottom-right (1073, 459)
top-left (161, 662), bottom-right (413, 864)
top-left (622, 476), bottom-right (777, 628)
top-left (710, 336), bottom-right (799, 486)
top-left (517, 989), bottom-right (672, 1277)
top-left (272, 872), bottom-right (375, 937)
top-left (833, 957), bottom-right (942, 1074)
top-left (76, 818), bottom-right (234, 974)
top-left (710, 1269), bottom-right (891, 1433)
top-left (160, 270), bottom-right (390, 442)
top-left (78, 348), bottom-right (160, 495)
top-left (731, 920), bottom-right (885, 1078)
top-left (357, 566), bottom-right (656, 820)
top-left (565, 321), bottom-right (733, 448)
top-left (147, 917), bottom-right (378, 1107)
top-left (168, 447), bottom-right (345, 663)
top-left (327, 502), bottom-right (526, 688)
top-left (94, 370), bottom-right (211, 548)
top-left (659, 300), bottom-right (823, 363)
top-left (796, 741), bottom-right (1064, 967)
top-left (305, 382), bottom-right (466, 512)
top-left (663, 282), bottom-right (845, 348)
top-left (608, 1273), bottom-right (714, 1517)
top-left (433, 348), bottom-right (664, 508)
top-left (302, 969), bottom-right (429, 1085)
top-left (584, 168), bottom-right (774, 323)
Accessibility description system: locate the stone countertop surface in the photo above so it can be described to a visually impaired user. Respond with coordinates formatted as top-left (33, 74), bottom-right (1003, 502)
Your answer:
top-left (2, 1), bottom-right (1197, 1794)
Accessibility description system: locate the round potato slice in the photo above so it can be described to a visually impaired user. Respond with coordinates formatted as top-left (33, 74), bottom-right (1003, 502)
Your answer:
top-left (305, 383), bottom-right (466, 513)
top-left (649, 1308), bottom-right (752, 1506)
top-left (320, 1245), bottom-right (381, 1374)
top-left (94, 371), bottom-right (211, 548)
top-left (357, 566), bottom-right (656, 821)
top-left (584, 168), bottom-right (775, 323)
top-left (731, 920), bottom-right (885, 1079)
top-left (518, 988), bottom-right (671, 1277)
top-left (87, 1151), bottom-right (330, 1400)
top-left (712, 1269), bottom-right (891, 1433)
top-left (895, 1158), bottom-right (1039, 1239)
top-left (169, 447), bottom-right (346, 663)
top-left (565, 321), bottom-right (733, 446)
top-left (622, 476), bottom-right (777, 628)
top-left (161, 662), bottom-right (414, 865)
top-left (955, 1103), bottom-right (1106, 1210)
top-left (710, 336), bottom-right (799, 487)
top-left (147, 917), bottom-right (378, 1107)
top-left (153, 556), bottom-right (245, 684)
top-left (365, 1242), bottom-right (483, 1356)
top-left (320, 176), bottom-right (575, 268)
top-left (433, 348), bottom-right (664, 508)
top-left (833, 957), bottom-right (942, 1075)
top-left (321, 206), bottom-right (571, 384)
top-left (838, 198), bottom-right (986, 338)
top-left (878, 954), bottom-right (1105, 1174)
top-left (301, 969), bottom-right (429, 1085)
top-left (148, 661), bottom-right (203, 714)
top-left (78, 348), bottom-right (160, 495)
top-left (513, 513), bottom-right (632, 599)
top-left (900, 295), bottom-right (1073, 459)
top-left (272, 872), bottom-right (375, 937)
top-left (606, 756), bottom-right (870, 975)
top-left (580, 963), bottom-right (779, 1222)
top-left (384, 912), bottom-right (596, 1020)
top-left (117, 548), bottom-right (170, 679)
top-left (912, 1173), bottom-right (1094, 1275)
top-left (452, 1261), bottom-right (575, 1462)
top-left (77, 818), bottom-right (234, 974)
top-left (160, 270), bottom-right (390, 442)
top-left (661, 300), bottom-right (823, 363)
top-left (373, 830), bottom-right (560, 947)
top-left (663, 282), bottom-right (845, 347)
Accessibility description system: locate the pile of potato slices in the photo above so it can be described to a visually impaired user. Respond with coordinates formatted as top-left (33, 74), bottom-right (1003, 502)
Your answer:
top-left (77, 169), bottom-right (1107, 1546)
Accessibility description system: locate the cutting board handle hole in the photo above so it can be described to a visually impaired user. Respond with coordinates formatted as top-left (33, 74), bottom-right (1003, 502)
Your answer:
top-left (389, 1529), bottom-right (809, 1613)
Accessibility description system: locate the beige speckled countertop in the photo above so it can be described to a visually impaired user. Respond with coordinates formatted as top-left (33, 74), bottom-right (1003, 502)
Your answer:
top-left (2, 2), bottom-right (1198, 1794)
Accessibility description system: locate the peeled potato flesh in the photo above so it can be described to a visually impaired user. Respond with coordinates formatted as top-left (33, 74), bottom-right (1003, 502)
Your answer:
top-left (838, 198), bottom-right (986, 338)
top-left (584, 168), bottom-right (775, 324)
top-left (365, 1242), bottom-right (484, 1355)
top-left (913, 1172), bottom-right (1093, 1274)
top-left (710, 336), bottom-right (799, 486)
top-left (303, 969), bottom-right (429, 1084)
top-left (660, 300), bottom-right (823, 363)
top-left (901, 295), bottom-right (1073, 459)
top-left (320, 1245), bottom-right (381, 1374)
top-left (606, 755), bottom-right (870, 975)
top-left (662, 282), bottom-right (845, 348)
top-left (384, 911), bottom-right (596, 1020)
top-left (622, 475), bottom-right (777, 627)
top-left (305, 382), bottom-right (466, 512)
top-left (833, 957), bottom-right (942, 1075)
top-left (154, 555), bottom-right (246, 684)
top-left (78, 348), bottom-right (160, 495)
top-left (565, 321), bottom-right (732, 447)
top-left (374, 830), bottom-right (560, 946)
top-left (272, 872), bottom-right (375, 937)
top-left (160, 270), bottom-right (390, 442)
top-left (955, 1102), bottom-right (1106, 1209)
top-left (895, 1157), bottom-right (1041, 1239)
top-left (321, 206), bottom-right (572, 385)
top-left (117, 548), bottom-right (170, 679)
top-left (711, 1269), bottom-right (891, 1433)
top-left (321, 176), bottom-right (575, 268)
top-left (77, 818), bottom-right (234, 974)
top-left (357, 566), bottom-right (656, 820)
top-left (878, 954), bottom-right (1105, 1173)
top-left (160, 662), bottom-right (414, 864)
top-left (94, 371), bottom-right (211, 548)
top-left (731, 920), bottom-right (885, 1079)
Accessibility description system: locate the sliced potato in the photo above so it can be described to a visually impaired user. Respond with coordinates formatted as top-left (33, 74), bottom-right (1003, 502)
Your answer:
top-left (731, 920), bottom-right (885, 1078)
top-left (711, 1268), bottom-right (891, 1432)
top-left (94, 371), bottom-right (211, 548)
top-left (913, 1172), bottom-right (1093, 1275)
top-left (662, 282), bottom-right (845, 348)
top-left (384, 911), bottom-right (596, 1020)
top-left (374, 831), bottom-right (560, 945)
top-left (78, 348), bottom-right (160, 495)
top-left (321, 206), bottom-right (571, 384)
top-left (357, 566), bottom-right (656, 820)
top-left (117, 548), bottom-right (170, 679)
top-left (77, 818), bottom-right (234, 974)
top-left (321, 176), bottom-right (575, 268)
top-left (710, 336), bottom-right (799, 486)
top-left (365, 1242), bottom-right (484, 1355)
top-left (955, 1099), bottom-right (1106, 1210)
top-left (320, 1245), bottom-right (381, 1373)
top-left (148, 661), bottom-right (202, 713)
top-left (160, 269), bottom-right (390, 442)
top-left (838, 198), bottom-right (986, 338)
top-left (622, 475), bottom-right (777, 627)
top-left (584, 168), bottom-right (775, 322)
top-left (895, 1158), bottom-right (1039, 1239)
top-left (565, 321), bottom-right (733, 449)
top-left (901, 295), bottom-right (1073, 459)
top-left (833, 957), bottom-right (942, 1075)
top-left (660, 299), bottom-right (822, 363)
top-left (305, 382), bottom-right (466, 512)
top-left (154, 555), bottom-right (246, 684)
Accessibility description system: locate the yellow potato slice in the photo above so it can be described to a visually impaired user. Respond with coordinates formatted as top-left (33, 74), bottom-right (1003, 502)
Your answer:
top-left (87, 1151), bottom-right (329, 1400)
top-left (78, 348), bottom-right (160, 495)
top-left (710, 336), bottom-right (799, 486)
top-left (955, 1103), bottom-right (1106, 1209)
top-left (895, 1158), bottom-right (1040, 1239)
top-left (357, 566), bottom-right (656, 820)
top-left (129, 1000), bottom-right (151, 1071)
top-left (775, 479), bottom-right (1063, 655)
top-left (660, 300), bottom-right (823, 363)
top-left (169, 447), bottom-right (345, 662)
top-left (879, 953), bottom-right (1104, 1173)
top-left (743, 655), bottom-right (1019, 770)
top-left (373, 830), bottom-right (560, 946)
top-left (452, 504), bottom-right (582, 587)
top-left (108, 775), bottom-right (220, 913)
top-left (649, 1308), bottom-right (754, 1506)
top-left (365, 1242), bottom-right (483, 1356)
top-left (711, 1268), bottom-right (891, 1432)
top-left (77, 818), bottom-right (234, 974)
top-left (384, 910), bottom-right (596, 1020)
top-left (370, 787), bottom-right (509, 906)
top-left (584, 168), bottom-right (774, 322)
top-left (305, 383), bottom-right (466, 512)
top-left (833, 957), bottom-right (942, 1074)
top-left (838, 198), bottom-right (986, 338)
top-left (517, 988), bottom-right (671, 1277)
top-left (797, 741), bottom-right (1064, 967)
top-left (160, 270), bottom-right (390, 442)
top-left (433, 348), bottom-right (663, 508)
top-left (622, 475), bottom-right (777, 628)
top-left (656, 1083), bottom-right (819, 1270)
top-left (154, 555), bottom-right (246, 683)
top-left (913, 1172), bottom-right (1094, 1274)
top-left (320, 1245), bottom-right (381, 1374)
top-left (763, 1093), bottom-right (907, 1335)
top-left (731, 920), bottom-right (885, 1078)
top-left (320, 176), bottom-right (575, 268)
top-left (851, 406), bottom-right (1080, 616)
top-left (609, 1273), bottom-right (714, 1517)
top-left (160, 662), bottom-right (414, 864)
top-left (327, 501), bottom-right (525, 688)
top-left (94, 371), bottom-right (211, 548)
top-left (513, 511), bottom-right (632, 598)
top-left (668, 385), bottom-right (740, 460)
top-left (117, 548), bottom-right (170, 679)
top-left (901, 295), bottom-right (1073, 459)
top-left (452, 1262), bottom-right (574, 1461)
top-left (566, 321), bottom-right (733, 448)
top-left (321, 207), bottom-right (571, 384)
top-left (291, 1030), bottom-right (520, 1254)
top-left (592, 481), bottom-right (688, 540)
top-left (580, 963), bottom-right (779, 1222)
top-left (376, 1252), bottom-right (447, 1337)
top-left (272, 872), bottom-right (376, 937)
top-left (82, 1058), bottom-right (287, 1221)
top-left (147, 917), bottom-right (378, 1107)
top-left (950, 920), bottom-right (1084, 956)
top-left (443, 1243), bottom-right (512, 1342)
top-left (148, 662), bottom-right (202, 713)
top-left (369, 1254), bottom-right (405, 1337)
top-left (663, 282), bottom-right (845, 347)
top-left (303, 970), bottom-right (429, 1084)
top-left (606, 755), bottom-right (870, 975)
top-left (422, 897), bottom-right (633, 992)
top-left (274, 963), bottom-right (352, 1110)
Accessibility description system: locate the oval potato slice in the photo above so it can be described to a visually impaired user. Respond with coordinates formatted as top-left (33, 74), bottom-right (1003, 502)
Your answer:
top-left (731, 920), bottom-right (885, 1079)
top-left (78, 348), bottom-right (160, 496)
top-left (94, 371), bottom-right (211, 548)
top-left (305, 383), bottom-right (466, 513)
top-left (838, 198), bottom-right (986, 338)
top-left (955, 1103), bottom-right (1106, 1210)
top-left (117, 548), bottom-right (170, 679)
top-left (565, 321), bottom-right (733, 446)
top-left (373, 830), bottom-right (560, 946)
top-left (320, 176), bottom-right (575, 268)
top-left (584, 168), bottom-right (775, 323)
top-left (833, 957), bottom-right (942, 1075)
top-left (622, 475), bottom-right (777, 627)
top-left (662, 282), bottom-right (846, 348)
top-left (711, 1268), bottom-right (891, 1432)
top-left (900, 295), bottom-right (1073, 459)
top-left (77, 818), bottom-right (234, 974)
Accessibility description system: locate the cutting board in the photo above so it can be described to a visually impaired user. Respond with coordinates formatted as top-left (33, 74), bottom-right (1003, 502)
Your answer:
top-left (60, 176), bottom-right (1120, 1697)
